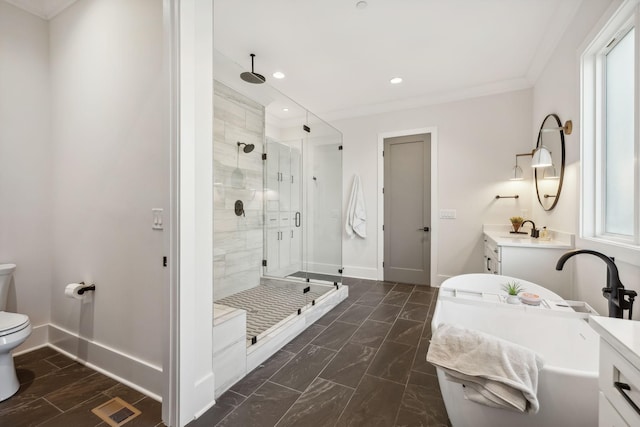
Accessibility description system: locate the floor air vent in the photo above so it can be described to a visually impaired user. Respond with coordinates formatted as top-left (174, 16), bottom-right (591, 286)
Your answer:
top-left (91, 397), bottom-right (141, 426)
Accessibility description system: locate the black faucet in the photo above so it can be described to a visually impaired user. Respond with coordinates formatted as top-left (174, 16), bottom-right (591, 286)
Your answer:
top-left (521, 220), bottom-right (539, 238)
top-left (555, 249), bottom-right (637, 319)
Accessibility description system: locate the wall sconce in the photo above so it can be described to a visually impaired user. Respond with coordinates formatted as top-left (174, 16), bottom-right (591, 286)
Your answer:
top-left (541, 120), bottom-right (573, 135)
top-left (510, 147), bottom-right (553, 180)
top-left (510, 153), bottom-right (528, 180)
top-left (531, 146), bottom-right (553, 168)
top-left (510, 119), bottom-right (571, 180)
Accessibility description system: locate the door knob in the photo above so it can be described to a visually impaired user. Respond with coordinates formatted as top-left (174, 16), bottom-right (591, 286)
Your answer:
top-left (417, 227), bottom-right (430, 232)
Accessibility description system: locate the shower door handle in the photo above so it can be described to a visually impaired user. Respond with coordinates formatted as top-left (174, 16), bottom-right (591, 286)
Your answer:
top-left (295, 212), bottom-right (301, 227)
top-left (417, 227), bottom-right (430, 232)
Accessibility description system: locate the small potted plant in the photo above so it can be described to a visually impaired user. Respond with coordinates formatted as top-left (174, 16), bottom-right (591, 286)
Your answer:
top-left (509, 216), bottom-right (524, 233)
top-left (502, 281), bottom-right (524, 304)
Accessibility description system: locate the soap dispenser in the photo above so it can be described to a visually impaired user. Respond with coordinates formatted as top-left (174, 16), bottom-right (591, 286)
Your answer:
top-left (540, 227), bottom-right (550, 241)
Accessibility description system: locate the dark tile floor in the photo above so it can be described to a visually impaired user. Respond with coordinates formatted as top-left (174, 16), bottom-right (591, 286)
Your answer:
top-left (2, 279), bottom-right (449, 427)
top-left (191, 278), bottom-right (450, 427)
top-left (0, 346), bottom-right (164, 427)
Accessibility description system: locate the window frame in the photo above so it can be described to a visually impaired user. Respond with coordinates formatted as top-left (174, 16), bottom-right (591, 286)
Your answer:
top-left (580, 0), bottom-right (640, 266)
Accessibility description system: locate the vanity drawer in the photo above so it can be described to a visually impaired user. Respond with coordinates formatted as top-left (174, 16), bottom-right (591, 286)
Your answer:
top-left (484, 239), bottom-right (501, 262)
top-left (600, 340), bottom-right (640, 426)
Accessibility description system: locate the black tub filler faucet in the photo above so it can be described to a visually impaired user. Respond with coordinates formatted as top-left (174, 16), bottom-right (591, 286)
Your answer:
top-left (556, 249), bottom-right (636, 319)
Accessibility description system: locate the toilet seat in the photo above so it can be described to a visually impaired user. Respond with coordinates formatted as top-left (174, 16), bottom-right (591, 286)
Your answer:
top-left (0, 312), bottom-right (30, 337)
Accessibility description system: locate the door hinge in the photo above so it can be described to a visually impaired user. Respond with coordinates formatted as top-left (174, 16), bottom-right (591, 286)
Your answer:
top-left (382, 187), bottom-right (384, 194)
top-left (262, 259), bottom-right (267, 267)
top-left (382, 224), bottom-right (384, 231)
top-left (382, 150), bottom-right (384, 157)
top-left (303, 124), bottom-right (310, 133)
top-left (303, 286), bottom-right (310, 294)
top-left (262, 153), bottom-right (267, 160)
top-left (338, 145), bottom-right (343, 150)
top-left (383, 261), bottom-right (385, 267)
top-left (163, 256), bottom-right (167, 267)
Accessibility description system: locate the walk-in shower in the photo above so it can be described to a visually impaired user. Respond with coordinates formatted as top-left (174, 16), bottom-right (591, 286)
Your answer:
top-left (211, 51), bottom-right (345, 395)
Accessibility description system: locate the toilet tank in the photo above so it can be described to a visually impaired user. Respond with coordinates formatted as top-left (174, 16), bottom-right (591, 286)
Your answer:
top-left (0, 264), bottom-right (16, 310)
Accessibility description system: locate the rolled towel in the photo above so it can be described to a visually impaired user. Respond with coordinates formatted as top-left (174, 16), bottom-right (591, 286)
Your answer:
top-left (427, 323), bottom-right (544, 413)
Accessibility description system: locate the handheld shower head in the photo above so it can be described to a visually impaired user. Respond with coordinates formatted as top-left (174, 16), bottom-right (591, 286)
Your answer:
top-left (237, 142), bottom-right (255, 153)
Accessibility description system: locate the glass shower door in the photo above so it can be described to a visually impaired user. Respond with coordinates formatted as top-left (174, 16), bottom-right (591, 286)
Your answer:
top-left (264, 138), bottom-right (303, 278)
top-left (302, 112), bottom-right (343, 284)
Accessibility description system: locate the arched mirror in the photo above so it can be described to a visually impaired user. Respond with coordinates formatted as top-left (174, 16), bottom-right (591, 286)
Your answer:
top-left (534, 113), bottom-right (566, 211)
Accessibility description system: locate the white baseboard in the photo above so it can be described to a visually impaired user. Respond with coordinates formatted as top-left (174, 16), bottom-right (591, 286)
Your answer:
top-left (342, 265), bottom-right (378, 281)
top-left (435, 274), bottom-right (452, 287)
top-left (48, 323), bottom-right (163, 400)
top-left (14, 323), bottom-right (49, 355)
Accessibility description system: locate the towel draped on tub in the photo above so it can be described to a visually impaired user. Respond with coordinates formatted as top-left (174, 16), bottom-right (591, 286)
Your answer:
top-left (427, 323), bottom-right (544, 413)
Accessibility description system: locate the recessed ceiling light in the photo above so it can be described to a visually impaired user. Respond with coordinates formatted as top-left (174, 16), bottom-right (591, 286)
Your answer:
top-left (390, 77), bottom-right (403, 84)
top-left (356, 1), bottom-right (368, 9)
top-left (272, 71), bottom-right (286, 79)
top-left (283, 108), bottom-right (289, 112)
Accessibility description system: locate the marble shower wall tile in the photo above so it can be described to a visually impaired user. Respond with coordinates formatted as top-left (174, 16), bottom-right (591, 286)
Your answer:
top-left (213, 81), bottom-right (265, 301)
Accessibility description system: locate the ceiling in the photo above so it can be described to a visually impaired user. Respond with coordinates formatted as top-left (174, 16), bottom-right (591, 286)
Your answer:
top-left (214, 0), bottom-right (583, 121)
top-left (6, 0), bottom-right (583, 122)
top-left (5, 0), bottom-right (77, 19)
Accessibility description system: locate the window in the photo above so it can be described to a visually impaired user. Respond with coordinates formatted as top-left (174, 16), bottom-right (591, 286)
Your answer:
top-left (604, 27), bottom-right (635, 237)
top-left (581, 0), bottom-right (640, 253)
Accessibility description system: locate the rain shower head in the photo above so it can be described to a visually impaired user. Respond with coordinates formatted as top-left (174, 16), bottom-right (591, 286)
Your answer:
top-left (237, 142), bottom-right (255, 153)
top-left (240, 53), bottom-right (266, 84)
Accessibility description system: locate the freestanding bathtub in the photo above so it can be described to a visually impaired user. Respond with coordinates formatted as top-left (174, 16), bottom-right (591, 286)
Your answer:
top-left (432, 274), bottom-right (599, 427)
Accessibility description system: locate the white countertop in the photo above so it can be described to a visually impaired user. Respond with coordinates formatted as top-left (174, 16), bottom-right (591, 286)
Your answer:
top-left (590, 315), bottom-right (640, 368)
top-left (483, 224), bottom-right (574, 249)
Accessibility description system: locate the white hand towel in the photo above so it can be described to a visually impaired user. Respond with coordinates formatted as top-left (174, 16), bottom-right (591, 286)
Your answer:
top-left (426, 323), bottom-right (544, 413)
top-left (345, 175), bottom-right (366, 239)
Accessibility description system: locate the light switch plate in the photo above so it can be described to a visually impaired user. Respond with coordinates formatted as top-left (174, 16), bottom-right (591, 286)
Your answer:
top-left (439, 209), bottom-right (457, 219)
top-left (152, 208), bottom-right (163, 230)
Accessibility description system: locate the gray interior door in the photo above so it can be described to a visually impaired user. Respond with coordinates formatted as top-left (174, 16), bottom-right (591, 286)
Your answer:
top-left (384, 134), bottom-right (431, 285)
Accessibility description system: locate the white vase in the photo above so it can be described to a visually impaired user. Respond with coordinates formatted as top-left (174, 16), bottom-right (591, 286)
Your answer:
top-left (507, 295), bottom-right (520, 304)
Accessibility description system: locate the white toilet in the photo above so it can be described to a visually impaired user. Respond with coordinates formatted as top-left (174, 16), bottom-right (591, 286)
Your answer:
top-left (0, 264), bottom-right (32, 401)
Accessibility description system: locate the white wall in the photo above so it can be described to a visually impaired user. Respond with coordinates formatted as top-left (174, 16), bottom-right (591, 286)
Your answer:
top-left (47, 0), bottom-right (167, 390)
top-left (531, 0), bottom-right (640, 318)
top-left (335, 89), bottom-right (533, 283)
top-left (0, 3), bottom-right (52, 341)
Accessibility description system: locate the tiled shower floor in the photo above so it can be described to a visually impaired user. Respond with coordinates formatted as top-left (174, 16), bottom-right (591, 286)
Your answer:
top-left (215, 282), bottom-right (333, 341)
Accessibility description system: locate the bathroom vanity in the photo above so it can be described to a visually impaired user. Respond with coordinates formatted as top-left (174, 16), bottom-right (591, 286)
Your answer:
top-left (482, 225), bottom-right (574, 299)
top-left (590, 316), bottom-right (640, 427)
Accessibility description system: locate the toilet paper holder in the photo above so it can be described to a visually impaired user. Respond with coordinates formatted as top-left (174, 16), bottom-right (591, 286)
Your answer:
top-left (76, 281), bottom-right (96, 295)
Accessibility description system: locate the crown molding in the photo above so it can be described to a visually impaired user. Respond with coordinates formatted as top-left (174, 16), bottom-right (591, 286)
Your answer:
top-left (4, 0), bottom-right (77, 20)
top-left (320, 77), bottom-right (532, 123)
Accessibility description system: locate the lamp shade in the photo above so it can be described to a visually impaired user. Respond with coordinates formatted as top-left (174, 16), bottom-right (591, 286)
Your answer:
top-left (510, 165), bottom-right (523, 180)
top-left (531, 146), bottom-right (552, 168)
